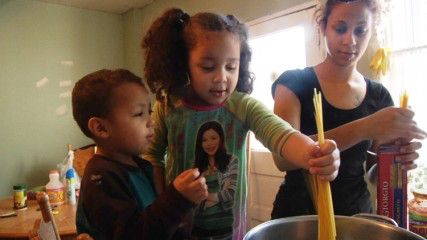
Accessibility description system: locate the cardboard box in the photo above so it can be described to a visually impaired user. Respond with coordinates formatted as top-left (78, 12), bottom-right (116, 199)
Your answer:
top-left (377, 145), bottom-right (408, 228)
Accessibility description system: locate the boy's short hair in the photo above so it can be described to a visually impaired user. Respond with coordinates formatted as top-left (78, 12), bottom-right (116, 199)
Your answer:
top-left (72, 69), bottom-right (147, 138)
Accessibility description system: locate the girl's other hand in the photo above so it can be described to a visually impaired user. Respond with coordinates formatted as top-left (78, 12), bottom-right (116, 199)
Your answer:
top-left (308, 139), bottom-right (340, 181)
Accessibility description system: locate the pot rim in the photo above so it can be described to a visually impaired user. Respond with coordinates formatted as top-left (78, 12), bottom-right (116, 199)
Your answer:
top-left (244, 215), bottom-right (425, 240)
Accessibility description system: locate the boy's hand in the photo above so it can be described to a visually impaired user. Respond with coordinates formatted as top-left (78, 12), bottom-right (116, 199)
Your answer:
top-left (308, 139), bottom-right (340, 181)
top-left (173, 168), bottom-right (208, 204)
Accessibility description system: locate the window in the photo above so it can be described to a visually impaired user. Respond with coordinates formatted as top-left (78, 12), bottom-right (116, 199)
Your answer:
top-left (381, 0), bottom-right (427, 166)
top-left (245, 5), bottom-right (319, 229)
top-left (250, 26), bottom-right (306, 112)
top-left (247, 4), bottom-right (320, 150)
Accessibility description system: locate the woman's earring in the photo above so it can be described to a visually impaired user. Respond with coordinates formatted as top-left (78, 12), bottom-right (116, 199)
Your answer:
top-left (186, 73), bottom-right (191, 86)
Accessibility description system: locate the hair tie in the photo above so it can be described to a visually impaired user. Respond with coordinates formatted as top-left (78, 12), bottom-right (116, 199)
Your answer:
top-left (178, 12), bottom-right (190, 25)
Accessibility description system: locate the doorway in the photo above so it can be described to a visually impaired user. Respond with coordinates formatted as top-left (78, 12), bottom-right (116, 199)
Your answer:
top-left (246, 2), bottom-right (321, 229)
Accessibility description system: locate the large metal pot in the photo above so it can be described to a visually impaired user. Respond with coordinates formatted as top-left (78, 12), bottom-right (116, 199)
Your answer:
top-left (244, 215), bottom-right (425, 240)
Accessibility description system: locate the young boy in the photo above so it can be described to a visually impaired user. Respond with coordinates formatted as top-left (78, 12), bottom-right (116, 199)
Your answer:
top-left (72, 69), bottom-right (208, 240)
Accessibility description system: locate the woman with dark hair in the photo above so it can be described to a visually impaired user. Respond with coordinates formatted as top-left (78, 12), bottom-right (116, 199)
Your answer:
top-left (271, 0), bottom-right (426, 218)
top-left (194, 121), bottom-right (234, 174)
top-left (193, 121), bottom-right (238, 240)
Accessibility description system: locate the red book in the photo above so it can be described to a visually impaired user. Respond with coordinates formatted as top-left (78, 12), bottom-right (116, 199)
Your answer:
top-left (377, 145), bottom-right (407, 229)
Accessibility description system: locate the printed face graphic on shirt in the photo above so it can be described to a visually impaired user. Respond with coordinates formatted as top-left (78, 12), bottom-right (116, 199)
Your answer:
top-left (202, 129), bottom-right (220, 156)
top-left (193, 121), bottom-right (238, 238)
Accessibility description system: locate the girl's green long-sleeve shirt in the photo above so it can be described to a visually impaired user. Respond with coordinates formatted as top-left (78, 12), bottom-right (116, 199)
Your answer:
top-left (144, 91), bottom-right (296, 239)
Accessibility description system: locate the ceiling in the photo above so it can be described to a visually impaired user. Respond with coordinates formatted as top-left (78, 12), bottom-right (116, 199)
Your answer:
top-left (37, 0), bottom-right (154, 14)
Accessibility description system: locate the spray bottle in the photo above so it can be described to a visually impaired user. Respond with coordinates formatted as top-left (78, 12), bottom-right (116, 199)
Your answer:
top-left (65, 168), bottom-right (76, 205)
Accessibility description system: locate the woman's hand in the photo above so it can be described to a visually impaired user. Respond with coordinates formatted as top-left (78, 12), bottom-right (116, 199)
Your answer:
top-left (308, 139), bottom-right (340, 181)
top-left (395, 140), bottom-right (422, 171)
top-left (364, 107), bottom-right (427, 145)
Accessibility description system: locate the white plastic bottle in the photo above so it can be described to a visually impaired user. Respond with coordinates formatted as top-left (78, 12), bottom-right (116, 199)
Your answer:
top-left (66, 169), bottom-right (76, 205)
top-left (45, 170), bottom-right (65, 206)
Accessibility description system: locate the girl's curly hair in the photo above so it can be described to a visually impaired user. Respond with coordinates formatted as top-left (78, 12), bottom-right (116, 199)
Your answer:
top-left (142, 8), bottom-right (254, 106)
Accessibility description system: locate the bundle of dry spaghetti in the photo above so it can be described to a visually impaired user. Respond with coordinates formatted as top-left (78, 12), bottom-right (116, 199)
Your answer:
top-left (307, 88), bottom-right (336, 240)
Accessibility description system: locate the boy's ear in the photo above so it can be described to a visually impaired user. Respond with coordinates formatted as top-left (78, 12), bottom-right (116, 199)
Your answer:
top-left (87, 117), bottom-right (109, 138)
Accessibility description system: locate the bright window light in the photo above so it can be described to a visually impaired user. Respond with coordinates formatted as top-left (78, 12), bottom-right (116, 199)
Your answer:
top-left (249, 26), bottom-right (306, 150)
top-left (382, 0), bottom-right (427, 166)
